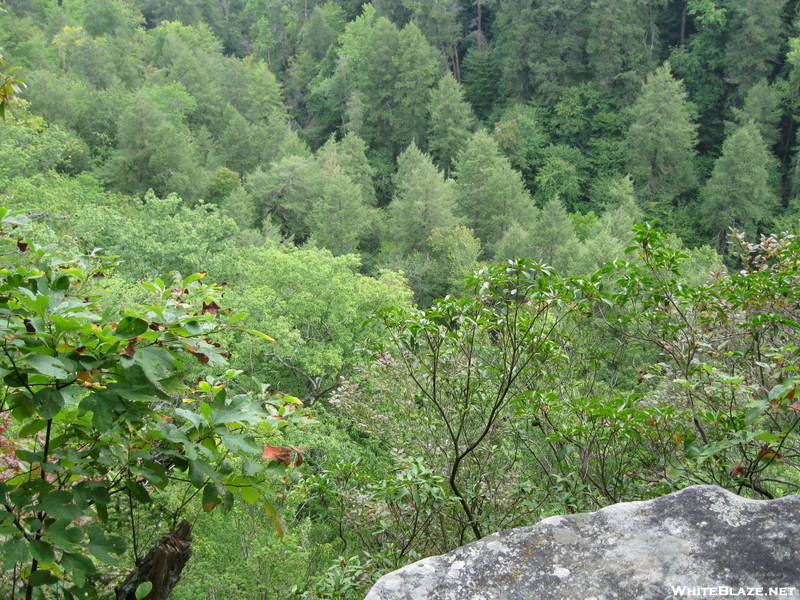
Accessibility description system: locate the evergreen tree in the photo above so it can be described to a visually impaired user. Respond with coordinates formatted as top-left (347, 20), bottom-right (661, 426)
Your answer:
top-left (724, 0), bottom-right (784, 98)
top-left (493, 0), bottom-right (588, 103)
top-left (624, 62), bottom-right (698, 201)
top-left (529, 195), bottom-right (579, 270)
top-left (385, 142), bottom-right (460, 255)
top-left (702, 121), bottom-right (777, 247)
top-left (586, 0), bottom-right (659, 102)
top-left (308, 165), bottom-right (371, 256)
top-left (317, 133), bottom-right (377, 206)
top-left (534, 145), bottom-right (587, 211)
top-left (461, 43), bottom-right (502, 121)
top-left (400, 0), bottom-right (461, 73)
top-left (217, 104), bottom-right (261, 175)
top-left (453, 130), bottom-right (534, 252)
top-left (729, 79), bottom-right (783, 149)
top-left (427, 72), bottom-right (475, 176)
top-left (389, 22), bottom-right (443, 150)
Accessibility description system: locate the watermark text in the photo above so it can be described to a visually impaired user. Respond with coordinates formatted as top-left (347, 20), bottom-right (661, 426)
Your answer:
top-left (672, 588), bottom-right (797, 597)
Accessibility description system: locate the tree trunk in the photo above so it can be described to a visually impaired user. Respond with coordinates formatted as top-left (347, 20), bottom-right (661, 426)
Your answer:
top-left (115, 520), bottom-right (193, 600)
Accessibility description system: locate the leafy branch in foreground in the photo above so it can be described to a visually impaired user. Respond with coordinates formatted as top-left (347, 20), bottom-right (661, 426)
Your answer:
top-left (0, 207), bottom-right (313, 599)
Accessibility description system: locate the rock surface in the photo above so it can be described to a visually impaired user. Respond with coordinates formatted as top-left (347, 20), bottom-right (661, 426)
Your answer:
top-left (364, 485), bottom-right (800, 600)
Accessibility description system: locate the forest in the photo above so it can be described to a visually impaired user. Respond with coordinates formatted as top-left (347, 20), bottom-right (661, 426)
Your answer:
top-left (0, 0), bottom-right (799, 598)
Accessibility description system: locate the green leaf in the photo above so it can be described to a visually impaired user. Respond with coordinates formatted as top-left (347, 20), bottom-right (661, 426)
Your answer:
top-left (44, 519), bottom-right (84, 549)
top-left (24, 355), bottom-right (69, 379)
top-left (769, 377), bottom-right (795, 401)
top-left (264, 497), bottom-right (285, 539)
top-left (238, 328), bottom-right (276, 342)
top-left (182, 272), bottom-right (206, 286)
top-left (745, 406), bottom-right (766, 426)
top-left (87, 528), bottom-right (126, 565)
top-left (754, 432), bottom-right (781, 442)
top-left (135, 581), bottom-right (153, 600)
top-left (202, 481), bottom-right (222, 512)
top-left (61, 551), bottom-right (96, 575)
top-left (28, 569), bottom-right (59, 586)
top-left (2, 538), bottom-right (30, 570)
top-left (125, 480), bottom-right (151, 504)
top-left (35, 490), bottom-right (82, 521)
top-left (227, 312), bottom-right (248, 325)
top-left (183, 320), bottom-right (202, 335)
top-left (51, 275), bottom-right (71, 291)
top-left (72, 481), bottom-right (111, 508)
top-left (28, 539), bottom-right (55, 564)
top-left (18, 419), bottom-right (48, 437)
top-left (188, 461), bottom-right (206, 489)
top-left (134, 347), bottom-right (177, 384)
top-left (240, 485), bottom-right (259, 504)
top-left (115, 317), bottom-right (149, 340)
top-left (32, 387), bottom-right (65, 420)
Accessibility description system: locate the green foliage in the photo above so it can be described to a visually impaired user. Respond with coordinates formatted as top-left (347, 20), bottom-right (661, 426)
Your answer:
top-left (624, 63), bottom-right (698, 202)
top-left (103, 91), bottom-right (205, 202)
top-left (0, 208), bottom-right (311, 599)
top-left (453, 130), bottom-right (534, 253)
top-left (427, 73), bottom-right (475, 176)
top-left (207, 245), bottom-right (413, 402)
top-left (702, 121), bottom-right (777, 248)
top-left (0, 109), bottom-right (89, 180)
top-left (383, 142), bottom-right (460, 255)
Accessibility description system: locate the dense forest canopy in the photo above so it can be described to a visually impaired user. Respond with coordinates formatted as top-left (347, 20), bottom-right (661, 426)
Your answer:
top-left (0, 0), bottom-right (800, 598)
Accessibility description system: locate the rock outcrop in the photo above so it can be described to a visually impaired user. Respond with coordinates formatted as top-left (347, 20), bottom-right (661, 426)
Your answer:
top-left (365, 485), bottom-right (800, 600)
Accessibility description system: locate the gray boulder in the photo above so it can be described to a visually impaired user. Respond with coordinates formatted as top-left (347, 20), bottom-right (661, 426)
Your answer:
top-left (365, 485), bottom-right (800, 600)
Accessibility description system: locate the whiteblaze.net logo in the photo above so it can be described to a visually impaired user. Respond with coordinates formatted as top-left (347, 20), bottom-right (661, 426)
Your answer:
top-left (671, 588), bottom-right (797, 597)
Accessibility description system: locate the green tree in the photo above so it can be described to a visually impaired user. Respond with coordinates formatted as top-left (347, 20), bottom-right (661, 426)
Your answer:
top-left (461, 43), bottom-right (502, 121)
top-left (307, 157), bottom-right (371, 256)
top-left (729, 79), bottom-right (783, 149)
top-left (491, 102), bottom-right (548, 187)
top-left (453, 130), bottom-right (534, 252)
top-left (724, 0), bottom-right (784, 98)
top-left (534, 145), bottom-right (587, 211)
top-left (623, 62), bottom-right (698, 202)
top-left (586, 0), bottom-right (660, 102)
top-left (103, 91), bottom-right (205, 202)
top-left (369, 261), bottom-right (594, 541)
top-left (702, 121), bottom-right (777, 248)
top-left (427, 73), bottom-right (475, 176)
top-left (361, 19), bottom-right (443, 154)
top-left (316, 133), bottom-right (376, 206)
top-left (493, 0), bottom-right (588, 103)
top-left (208, 245), bottom-right (412, 401)
top-left (384, 142), bottom-right (460, 255)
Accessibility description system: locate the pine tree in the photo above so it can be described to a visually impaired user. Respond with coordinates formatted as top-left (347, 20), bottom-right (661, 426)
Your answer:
top-left (702, 121), bottom-right (777, 247)
top-left (586, 0), bottom-right (659, 102)
top-left (461, 43), bottom-right (503, 121)
top-left (427, 73), bottom-right (475, 176)
top-left (724, 0), bottom-right (784, 98)
top-left (385, 142), bottom-right (460, 255)
top-left (624, 62), bottom-right (698, 201)
top-left (729, 79), bottom-right (783, 149)
top-left (453, 130), bottom-right (535, 252)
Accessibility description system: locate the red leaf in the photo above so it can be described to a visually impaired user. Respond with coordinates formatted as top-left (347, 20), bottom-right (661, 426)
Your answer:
top-left (17, 240), bottom-right (27, 252)
top-left (262, 445), bottom-right (307, 466)
top-left (202, 301), bottom-right (221, 315)
top-left (730, 464), bottom-right (747, 478)
top-left (122, 339), bottom-right (137, 357)
top-left (262, 445), bottom-right (292, 465)
top-left (789, 399), bottom-right (800, 411)
top-left (191, 352), bottom-right (209, 364)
